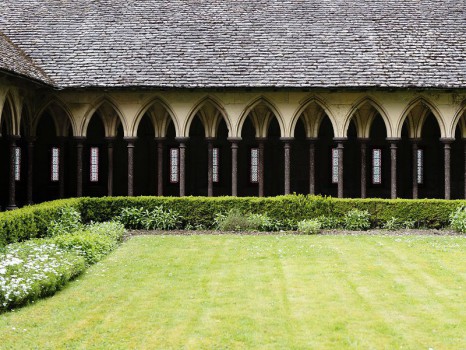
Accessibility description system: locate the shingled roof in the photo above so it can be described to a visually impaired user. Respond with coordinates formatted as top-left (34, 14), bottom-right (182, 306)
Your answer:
top-left (0, 31), bottom-right (52, 84)
top-left (0, 0), bottom-right (465, 89)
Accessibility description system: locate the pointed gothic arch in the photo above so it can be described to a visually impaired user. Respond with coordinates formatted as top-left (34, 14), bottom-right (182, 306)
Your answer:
top-left (343, 97), bottom-right (392, 138)
top-left (34, 98), bottom-right (75, 137)
top-left (396, 97), bottom-right (446, 138)
top-left (289, 96), bottom-right (338, 138)
top-left (450, 100), bottom-right (466, 138)
top-left (81, 97), bottom-right (128, 137)
top-left (236, 96), bottom-right (285, 138)
top-left (131, 96), bottom-right (179, 137)
top-left (183, 96), bottom-right (232, 138)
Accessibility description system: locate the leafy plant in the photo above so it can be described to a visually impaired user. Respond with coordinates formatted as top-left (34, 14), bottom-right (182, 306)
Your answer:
top-left (214, 209), bottom-right (254, 231)
top-left (316, 215), bottom-right (342, 229)
top-left (343, 209), bottom-right (371, 231)
top-left (449, 205), bottom-right (466, 233)
top-left (383, 217), bottom-right (404, 230)
top-left (117, 206), bottom-right (181, 230)
top-left (52, 221), bottom-right (125, 265)
top-left (47, 206), bottom-right (83, 237)
top-left (297, 219), bottom-right (321, 235)
top-left (247, 213), bottom-right (282, 232)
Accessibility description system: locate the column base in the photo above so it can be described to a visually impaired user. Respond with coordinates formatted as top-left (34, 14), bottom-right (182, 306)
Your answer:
top-left (6, 205), bottom-right (18, 211)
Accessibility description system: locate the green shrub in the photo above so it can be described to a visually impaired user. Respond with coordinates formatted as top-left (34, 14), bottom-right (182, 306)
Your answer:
top-left (247, 213), bottom-right (282, 232)
top-left (52, 221), bottom-right (125, 265)
top-left (316, 215), bottom-right (342, 229)
top-left (0, 199), bottom-right (81, 246)
top-left (449, 206), bottom-right (466, 233)
top-left (382, 217), bottom-right (416, 230)
top-left (382, 217), bottom-right (404, 230)
top-left (79, 195), bottom-right (460, 230)
top-left (117, 206), bottom-right (181, 230)
top-left (343, 209), bottom-right (371, 231)
top-left (297, 219), bottom-right (321, 234)
top-left (47, 206), bottom-right (83, 236)
top-left (2, 195), bottom-right (465, 245)
top-left (215, 209), bottom-right (254, 231)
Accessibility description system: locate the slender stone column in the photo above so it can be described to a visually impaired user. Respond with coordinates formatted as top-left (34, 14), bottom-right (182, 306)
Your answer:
top-left (6, 136), bottom-right (19, 210)
top-left (358, 138), bottom-right (369, 199)
top-left (411, 139), bottom-right (420, 199)
top-left (176, 137), bottom-right (189, 197)
top-left (334, 138), bottom-right (346, 198)
top-left (155, 137), bottom-right (165, 196)
top-left (125, 137), bottom-right (137, 196)
top-left (207, 138), bottom-right (214, 197)
top-left (228, 137), bottom-right (241, 197)
top-left (307, 138), bottom-right (317, 195)
top-left (464, 139), bottom-right (466, 199)
top-left (75, 137), bottom-right (84, 197)
top-left (105, 137), bottom-right (115, 196)
top-left (26, 137), bottom-right (35, 205)
top-left (281, 137), bottom-right (293, 195)
top-left (257, 138), bottom-right (266, 197)
top-left (58, 137), bottom-right (66, 199)
top-left (387, 138), bottom-right (400, 199)
top-left (441, 138), bottom-right (454, 200)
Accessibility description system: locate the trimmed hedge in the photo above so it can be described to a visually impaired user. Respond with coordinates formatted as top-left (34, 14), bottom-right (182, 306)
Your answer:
top-left (1, 195), bottom-right (464, 245)
top-left (0, 199), bottom-right (81, 246)
top-left (78, 195), bottom-right (464, 230)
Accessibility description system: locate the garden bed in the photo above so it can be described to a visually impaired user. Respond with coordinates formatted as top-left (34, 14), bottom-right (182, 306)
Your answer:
top-left (126, 228), bottom-right (460, 237)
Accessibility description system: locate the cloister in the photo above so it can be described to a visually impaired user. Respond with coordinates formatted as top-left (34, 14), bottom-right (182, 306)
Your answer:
top-left (0, 1), bottom-right (465, 209)
top-left (1, 86), bottom-right (466, 209)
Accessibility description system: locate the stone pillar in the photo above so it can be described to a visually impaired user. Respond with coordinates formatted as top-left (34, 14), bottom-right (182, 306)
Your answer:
top-left (58, 137), bottom-right (66, 199)
top-left (411, 139), bottom-right (420, 199)
top-left (228, 138), bottom-right (240, 197)
top-left (388, 138), bottom-right (400, 199)
top-left (257, 138), bottom-right (266, 197)
top-left (281, 137), bottom-right (293, 195)
top-left (207, 138), bottom-right (214, 197)
top-left (155, 137), bottom-right (165, 196)
top-left (6, 136), bottom-right (19, 210)
top-left (106, 137), bottom-right (115, 196)
top-left (464, 139), bottom-right (466, 199)
top-left (176, 137), bottom-right (189, 197)
top-left (75, 137), bottom-right (84, 198)
top-left (441, 138), bottom-right (454, 200)
top-left (308, 138), bottom-right (317, 195)
top-left (359, 138), bottom-right (369, 199)
top-left (334, 138), bottom-right (346, 198)
top-left (125, 137), bottom-right (136, 196)
top-left (26, 137), bottom-right (35, 205)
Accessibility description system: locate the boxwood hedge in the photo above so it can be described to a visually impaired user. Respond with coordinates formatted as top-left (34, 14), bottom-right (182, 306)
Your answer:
top-left (1, 195), bottom-right (464, 245)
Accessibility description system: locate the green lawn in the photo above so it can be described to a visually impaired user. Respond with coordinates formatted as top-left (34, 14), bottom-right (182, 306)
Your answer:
top-left (0, 234), bottom-right (465, 349)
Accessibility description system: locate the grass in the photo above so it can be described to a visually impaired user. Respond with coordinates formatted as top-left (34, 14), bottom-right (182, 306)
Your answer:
top-left (0, 234), bottom-right (465, 349)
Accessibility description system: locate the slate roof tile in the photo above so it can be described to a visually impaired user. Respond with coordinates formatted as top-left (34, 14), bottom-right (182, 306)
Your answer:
top-left (0, 0), bottom-right (464, 89)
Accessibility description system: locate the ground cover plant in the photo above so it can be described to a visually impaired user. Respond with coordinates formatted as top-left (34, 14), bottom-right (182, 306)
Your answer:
top-left (0, 235), bottom-right (464, 349)
top-left (0, 206), bottom-right (125, 311)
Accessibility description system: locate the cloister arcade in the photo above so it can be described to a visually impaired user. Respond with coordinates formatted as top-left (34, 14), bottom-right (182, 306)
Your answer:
top-left (1, 86), bottom-right (466, 209)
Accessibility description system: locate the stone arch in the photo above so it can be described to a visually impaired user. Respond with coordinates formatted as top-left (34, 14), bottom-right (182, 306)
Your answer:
top-left (19, 101), bottom-right (33, 137)
top-left (81, 97), bottom-right (128, 137)
top-left (0, 92), bottom-right (17, 136)
top-left (34, 98), bottom-right (76, 137)
top-left (132, 96), bottom-right (179, 137)
top-left (396, 97), bottom-right (446, 138)
top-left (183, 95), bottom-right (232, 138)
top-left (343, 97), bottom-right (392, 138)
top-left (236, 96), bottom-right (285, 138)
top-left (450, 100), bottom-right (466, 138)
top-left (289, 96), bottom-right (338, 138)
